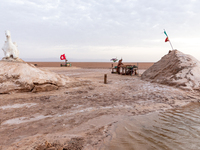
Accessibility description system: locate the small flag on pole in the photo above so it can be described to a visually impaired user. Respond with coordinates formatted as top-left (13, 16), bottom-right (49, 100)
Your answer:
top-left (165, 37), bottom-right (169, 42)
top-left (60, 54), bottom-right (66, 60)
top-left (164, 29), bottom-right (174, 50)
top-left (164, 30), bottom-right (168, 37)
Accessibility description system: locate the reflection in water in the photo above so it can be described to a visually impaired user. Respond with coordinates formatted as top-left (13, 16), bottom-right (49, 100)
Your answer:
top-left (103, 102), bottom-right (200, 150)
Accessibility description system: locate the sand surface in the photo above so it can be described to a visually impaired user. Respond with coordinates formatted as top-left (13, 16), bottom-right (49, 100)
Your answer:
top-left (27, 62), bottom-right (154, 69)
top-left (0, 64), bottom-right (199, 150)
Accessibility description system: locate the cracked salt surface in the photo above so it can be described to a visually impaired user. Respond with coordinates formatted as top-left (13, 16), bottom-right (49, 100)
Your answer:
top-left (2, 105), bottom-right (133, 125)
top-left (58, 105), bottom-right (134, 117)
top-left (2, 115), bottom-right (52, 125)
top-left (139, 82), bottom-right (181, 93)
top-left (0, 103), bottom-right (37, 110)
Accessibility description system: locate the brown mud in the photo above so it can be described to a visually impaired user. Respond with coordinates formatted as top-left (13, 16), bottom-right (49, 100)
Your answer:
top-left (0, 66), bottom-right (199, 150)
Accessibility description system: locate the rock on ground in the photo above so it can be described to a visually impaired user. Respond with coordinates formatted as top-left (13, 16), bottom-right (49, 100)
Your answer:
top-left (0, 60), bottom-right (69, 93)
top-left (141, 50), bottom-right (200, 91)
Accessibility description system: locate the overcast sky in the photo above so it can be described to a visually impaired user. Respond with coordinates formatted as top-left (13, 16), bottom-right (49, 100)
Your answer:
top-left (0, 0), bottom-right (200, 62)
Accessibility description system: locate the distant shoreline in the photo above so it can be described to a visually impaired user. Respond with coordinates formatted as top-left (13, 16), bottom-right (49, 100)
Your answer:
top-left (27, 62), bottom-right (154, 69)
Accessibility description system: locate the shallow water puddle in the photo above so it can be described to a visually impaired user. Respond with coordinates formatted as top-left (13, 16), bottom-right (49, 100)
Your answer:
top-left (103, 102), bottom-right (200, 150)
top-left (0, 103), bottom-right (37, 110)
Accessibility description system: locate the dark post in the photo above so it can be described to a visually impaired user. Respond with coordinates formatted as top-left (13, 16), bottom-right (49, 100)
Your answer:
top-left (104, 74), bottom-right (107, 84)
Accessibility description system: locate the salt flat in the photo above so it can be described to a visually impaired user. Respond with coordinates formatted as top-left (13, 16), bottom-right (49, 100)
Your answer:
top-left (0, 64), bottom-right (198, 150)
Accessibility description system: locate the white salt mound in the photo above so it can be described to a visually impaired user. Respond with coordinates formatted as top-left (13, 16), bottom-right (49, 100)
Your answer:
top-left (141, 50), bottom-right (200, 91)
top-left (0, 60), bottom-right (69, 94)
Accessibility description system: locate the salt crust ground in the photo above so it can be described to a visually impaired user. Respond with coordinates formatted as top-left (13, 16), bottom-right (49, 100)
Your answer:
top-left (0, 67), bottom-right (200, 150)
top-left (0, 61), bottom-right (70, 94)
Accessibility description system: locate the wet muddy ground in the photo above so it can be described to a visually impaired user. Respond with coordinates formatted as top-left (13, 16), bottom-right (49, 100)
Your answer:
top-left (0, 67), bottom-right (199, 150)
top-left (104, 102), bottom-right (200, 150)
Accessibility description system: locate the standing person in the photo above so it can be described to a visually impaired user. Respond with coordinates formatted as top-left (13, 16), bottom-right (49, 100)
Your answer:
top-left (117, 59), bottom-right (123, 74)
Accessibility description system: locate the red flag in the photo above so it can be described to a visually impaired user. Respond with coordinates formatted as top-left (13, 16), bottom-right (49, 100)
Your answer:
top-left (60, 54), bottom-right (66, 60)
top-left (165, 37), bottom-right (169, 42)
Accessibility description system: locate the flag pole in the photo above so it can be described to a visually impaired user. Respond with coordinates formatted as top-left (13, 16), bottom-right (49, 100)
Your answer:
top-left (164, 29), bottom-right (174, 50)
top-left (169, 41), bottom-right (173, 50)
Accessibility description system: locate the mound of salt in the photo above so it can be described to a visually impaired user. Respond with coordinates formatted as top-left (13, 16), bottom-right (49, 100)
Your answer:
top-left (141, 50), bottom-right (200, 91)
top-left (0, 60), bottom-right (69, 94)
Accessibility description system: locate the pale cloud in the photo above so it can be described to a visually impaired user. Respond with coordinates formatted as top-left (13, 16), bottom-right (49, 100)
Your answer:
top-left (0, 0), bottom-right (200, 61)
